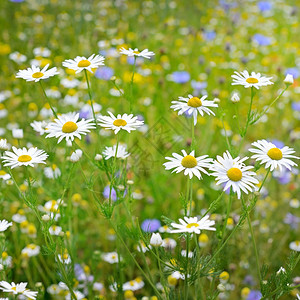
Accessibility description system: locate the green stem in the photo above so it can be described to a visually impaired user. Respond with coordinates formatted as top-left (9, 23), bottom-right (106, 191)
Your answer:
top-left (184, 233), bottom-right (190, 300)
top-left (241, 196), bottom-right (262, 288)
top-left (129, 57), bottom-right (136, 112)
top-left (251, 86), bottom-right (288, 125)
top-left (39, 81), bottom-right (58, 118)
top-left (108, 220), bottom-right (164, 300)
top-left (155, 247), bottom-right (169, 299)
top-left (84, 69), bottom-right (98, 127)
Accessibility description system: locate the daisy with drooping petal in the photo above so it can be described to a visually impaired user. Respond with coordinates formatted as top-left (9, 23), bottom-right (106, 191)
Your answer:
top-left (30, 120), bottom-right (48, 135)
top-left (170, 216), bottom-right (216, 234)
top-left (0, 281), bottom-right (38, 299)
top-left (16, 64), bottom-right (59, 82)
top-left (231, 70), bottom-right (273, 89)
top-left (0, 220), bottom-right (12, 232)
top-left (1, 147), bottom-right (48, 169)
top-left (45, 112), bottom-right (95, 143)
top-left (249, 140), bottom-right (299, 171)
top-left (62, 54), bottom-right (105, 74)
top-left (98, 112), bottom-right (144, 134)
top-left (119, 47), bottom-right (155, 59)
top-left (102, 144), bottom-right (130, 160)
top-left (210, 151), bottom-right (259, 199)
top-left (163, 150), bottom-right (212, 180)
top-left (171, 94), bottom-right (218, 125)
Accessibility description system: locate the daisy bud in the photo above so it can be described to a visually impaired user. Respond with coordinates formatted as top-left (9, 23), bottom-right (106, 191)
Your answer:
top-left (213, 97), bottom-right (220, 103)
top-left (59, 231), bottom-right (65, 237)
top-left (70, 149), bottom-right (83, 162)
top-left (95, 154), bottom-right (103, 161)
top-left (127, 180), bottom-right (134, 185)
top-left (0, 139), bottom-right (10, 150)
top-left (42, 214), bottom-right (50, 222)
top-left (284, 74), bottom-right (294, 85)
top-left (150, 233), bottom-right (163, 247)
top-left (12, 128), bottom-right (23, 139)
top-left (231, 93), bottom-right (240, 103)
top-left (276, 267), bottom-right (286, 275)
top-left (217, 283), bottom-right (226, 292)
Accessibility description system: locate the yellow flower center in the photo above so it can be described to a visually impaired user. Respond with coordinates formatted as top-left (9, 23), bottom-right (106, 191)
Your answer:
top-left (11, 287), bottom-right (17, 291)
top-left (63, 253), bottom-right (69, 260)
top-left (77, 60), bottom-right (91, 68)
top-left (18, 155), bottom-right (32, 162)
top-left (295, 241), bottom-right (300, 246)
top-left (187, 97), bottom-right (202, 108)
top-left (129, 281), bottom-right (135, 286)
top-left (0, 170), bottom-right (6, 176)
top-left (111, 255), bottom-right (116, 259)
top-left (181, 155), bottom-right (197, 168)
top-left (186, 223), bottom-right (199, 228)
top-left (246, 77), bottom-right (259, 84)
top-left (133, 50), bottom-right (140, 54)
top-left (62, 121), bottom-right (78, 133)
top-left (2, 252), bottom-right (8, 259)
top-left (113, 119), bottom-right (127, 127)
top-left (32, 72), bottom-right (44, 79)
top-left (227, 167), bottom-right (242, 181)
top-left (267, 148), bottom-right (282, 160)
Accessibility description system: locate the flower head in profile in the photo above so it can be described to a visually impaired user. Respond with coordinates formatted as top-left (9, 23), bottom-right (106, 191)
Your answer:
top-left (102, 144), bottom-right (130, 160)
top-left (170, 216), bottom-right (216, 234)
top-left (98, 112), bottom-right (144, 134)
top-left (1, 147), bottom-right (48, 169)
top-left (231, 71), bottom-right (273, 89)
top-left (0, 281), bottom-right (38, 299)
top-left (16, 64), bottom-right (59, 82)
top-left (249, 140), bottom-right (299, 171)
top-left (210, 151), bottom-right (259, 199)
top-left (119, 47), bottom-right (155, 59)
top-left (45, 112), bottom-right (95, 143)
top-left (171, 94), bottom-right (218, 125)
top-left (0, 220), bottom-right (12, 232)
top-left (62, 54), bottom-right (105, 74)
top-left (163, 150), bottom-right (212, 180)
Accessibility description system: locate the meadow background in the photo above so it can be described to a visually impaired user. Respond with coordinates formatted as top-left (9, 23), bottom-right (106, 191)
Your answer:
top-left (0, 0), bottom-right (299, 299)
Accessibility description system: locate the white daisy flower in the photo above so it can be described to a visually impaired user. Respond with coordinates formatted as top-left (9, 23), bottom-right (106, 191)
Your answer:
top-left (210, 151), bottom-right (259, 199)
top-left (16, 64), bottom-right (59, 82)
top-left (161, 238), bottom-right (177, 250)
top-left (0, 139), bottom-right (10, 150)
top-left (123, 278), bottom-right (145, 291)
top-left (289, 241), bottom-right (300, 252)
top-left (45, 112), bottom-right (95, 143)
top-left (0, 220), bottom-right (12, 232)
top-left (62, 54), bottom-right (105, 74)
top-left (21, 244), bottom-right (40, 257)
top-left (57, 253), bottom-right (71, 264)
top-left (49, 225), bottom-right (62, 236)
top-left (44, 164), bottom-right (61, 179)
top-left (33, 47), bottom-right (51, 57)
top-left (171, 94), bottom-right (218, 125)
top-left (231, 70), bottom-right (273, 89)
top-left (98, 112), bottom-right (144, 134)
top-left (102, 252), bottom-right (122, 264)
top-left (102, 144), bottom-right (130, 160)
top-left (249, 139), bottom-right (299, 171)
top-left (1, 147), bottom-right (48, 169)
top-left (170, 216), bottom-right (216, 234)
top-left (30, 120), bottom-right (48, 135)
top-left (119, 47), bottom-right (155, 59)
top-left (163, 150), bottom-right (213, 180)
top-left (0, 281), bottom-right (38, 299)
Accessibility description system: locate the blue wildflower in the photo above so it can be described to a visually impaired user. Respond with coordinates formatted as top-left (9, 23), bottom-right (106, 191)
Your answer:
top-left (258, 1), bottom-right (272, 12)
top-left (95, 66), bottom-right (114, 81)
top-left (141, 219), bottom-right (161, 232)
top-left (285, 68), bottom-right (299, 79)
top-left (171, 71), bottom-right (190, 83)
top-left (253, 34), bottom-right (271, 46)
